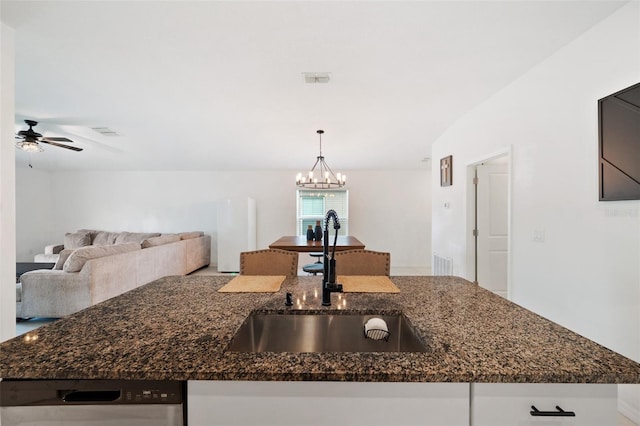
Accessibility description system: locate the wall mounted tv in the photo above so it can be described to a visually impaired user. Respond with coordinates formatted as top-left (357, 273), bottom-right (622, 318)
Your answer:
top-left (598, 81), bottom-right (640, 201)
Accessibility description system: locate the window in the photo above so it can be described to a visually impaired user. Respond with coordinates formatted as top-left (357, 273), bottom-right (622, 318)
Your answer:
top-left (297, 190), bottom-right (348, 236)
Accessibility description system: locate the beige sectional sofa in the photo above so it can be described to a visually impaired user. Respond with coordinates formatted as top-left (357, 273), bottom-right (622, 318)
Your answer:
top-left (17, 230), bottom-right (211, 318)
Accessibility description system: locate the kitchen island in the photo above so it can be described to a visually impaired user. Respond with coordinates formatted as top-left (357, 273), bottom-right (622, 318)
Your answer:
top-left (1, 275), bottom-right (640, 425)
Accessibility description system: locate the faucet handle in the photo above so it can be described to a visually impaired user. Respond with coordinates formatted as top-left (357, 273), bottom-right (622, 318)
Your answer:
top-left (326, 282), bottom-right (342, 292)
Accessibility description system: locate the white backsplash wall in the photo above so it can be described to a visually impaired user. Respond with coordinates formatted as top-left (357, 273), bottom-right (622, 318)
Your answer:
top-left (431, 2), bottom-right (640, 419)
top-left (15, 168), bottom-right (431, 272)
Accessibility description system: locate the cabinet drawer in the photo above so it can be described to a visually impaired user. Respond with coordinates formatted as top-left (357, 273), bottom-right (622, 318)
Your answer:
top-left (189, 381), bottom-right (469, 426)
top-left (471, 383), bottom-right (616, 426)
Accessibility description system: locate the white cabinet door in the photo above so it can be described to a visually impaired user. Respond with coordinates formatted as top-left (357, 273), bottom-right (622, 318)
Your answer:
top-left (471, 383), bottom-right (617, 426)
top-left (188, 381), bottom-right (469, 426)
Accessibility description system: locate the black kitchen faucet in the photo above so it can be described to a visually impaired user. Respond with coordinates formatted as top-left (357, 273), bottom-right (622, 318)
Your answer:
top-left (322, 209), bottom-right (343, 306)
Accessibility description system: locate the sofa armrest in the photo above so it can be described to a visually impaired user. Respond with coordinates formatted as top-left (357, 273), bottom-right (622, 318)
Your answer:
top-left (45, 244), bottom-right (64, 255)
top-left (34, 253), bottom-right (60, 263)
top-left (19, 270), bottom-right (91, 318)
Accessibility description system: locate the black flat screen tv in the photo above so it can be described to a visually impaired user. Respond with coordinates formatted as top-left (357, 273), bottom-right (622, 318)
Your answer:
top-left (598, 81), bottom-right (640, 201)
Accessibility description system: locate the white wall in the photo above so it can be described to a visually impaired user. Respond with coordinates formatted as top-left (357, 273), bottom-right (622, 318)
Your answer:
top-left (347, 170), bottom-right (431, 273)
top-left (15, 168), bottom-right (54, 262)
top-left (431, 2), bottom-right (640, 419)
top-left (1, 22), bottom-right (16, 342)
top-left (15, 168), bottom-right (432, 273)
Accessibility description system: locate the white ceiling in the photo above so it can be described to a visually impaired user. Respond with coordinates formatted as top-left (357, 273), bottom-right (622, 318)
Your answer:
top-left (1, 0), bottom-right (627, 171)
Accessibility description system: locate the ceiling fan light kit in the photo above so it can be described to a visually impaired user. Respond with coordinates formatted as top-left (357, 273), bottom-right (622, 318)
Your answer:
top-left (16, 140), bottom-right (44, 153)
top-left (296, 130), bottom-right (346, 190)
top-left (15, 120), bottom-right (83, 153)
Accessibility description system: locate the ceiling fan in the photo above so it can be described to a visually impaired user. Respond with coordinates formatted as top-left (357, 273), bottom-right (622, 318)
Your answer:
top-left (15, 120), bottom-right (83, 152)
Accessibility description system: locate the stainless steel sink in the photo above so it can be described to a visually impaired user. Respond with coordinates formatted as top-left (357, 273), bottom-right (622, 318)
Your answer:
top-left (227, 312), bottom-right (428, 353)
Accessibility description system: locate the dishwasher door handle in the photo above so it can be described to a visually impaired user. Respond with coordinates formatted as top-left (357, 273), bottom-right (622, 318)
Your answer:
top-left (61, 390), bottom-right (121, 403)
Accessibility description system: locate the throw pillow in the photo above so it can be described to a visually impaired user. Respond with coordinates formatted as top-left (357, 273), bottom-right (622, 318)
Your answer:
top-left (63, 242), bottom-right (141, 273)
top-left (53, 249), bottom-right (75, 270)
top-left (141, 234), bottom-right (180, 248)
top-left (114, 232), bottom-right (161, 244)
top-left (64, 231), bottom-right (92, 249)
top-left (77, 229), bottom-right (99, 244)
top-left (93, 231), bottom-right (119, 246)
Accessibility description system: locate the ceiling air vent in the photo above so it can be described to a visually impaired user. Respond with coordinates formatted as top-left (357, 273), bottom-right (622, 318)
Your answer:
top-left (91, 127), bottom-right (120, 137)
top-left (303, 72), bottom-right (331, 84)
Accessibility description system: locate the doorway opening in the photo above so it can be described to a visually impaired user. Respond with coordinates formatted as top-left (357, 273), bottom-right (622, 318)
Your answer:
top-left (466, 149), bottom-right (511, 299)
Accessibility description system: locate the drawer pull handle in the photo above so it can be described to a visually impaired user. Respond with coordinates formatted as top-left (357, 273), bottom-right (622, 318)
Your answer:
top-left (530, 405), bottom-right (576, 417)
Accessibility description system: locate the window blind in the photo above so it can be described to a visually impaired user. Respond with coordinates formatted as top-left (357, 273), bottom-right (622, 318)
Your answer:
top-left (297, 190), bottom-right (349, 236)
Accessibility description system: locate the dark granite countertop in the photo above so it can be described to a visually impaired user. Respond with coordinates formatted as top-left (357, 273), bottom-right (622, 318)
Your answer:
top-left (1, 275), bottom-right (640, 383)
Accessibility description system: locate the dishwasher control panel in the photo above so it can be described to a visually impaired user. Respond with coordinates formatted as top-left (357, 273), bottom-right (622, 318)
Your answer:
top-left (1, 380), bottom-right (184, 406)
top-left (126, 383), bottom-right (182, 404)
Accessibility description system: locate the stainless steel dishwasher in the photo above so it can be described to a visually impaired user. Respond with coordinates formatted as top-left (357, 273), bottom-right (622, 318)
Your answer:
top-left (0, 379), bottom-right (185, 426)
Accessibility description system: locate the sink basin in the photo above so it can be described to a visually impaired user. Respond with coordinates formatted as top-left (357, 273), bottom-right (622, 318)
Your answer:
top-left (227, 312), bottom-right (428, 353)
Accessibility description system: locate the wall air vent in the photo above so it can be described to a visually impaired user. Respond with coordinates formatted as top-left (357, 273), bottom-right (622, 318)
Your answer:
top-left (433, 254), bottom-right (453, 276)
top-left (303, 72), bottom-right (331, 84)
top-left (91, 127), bottom-right (120, 137)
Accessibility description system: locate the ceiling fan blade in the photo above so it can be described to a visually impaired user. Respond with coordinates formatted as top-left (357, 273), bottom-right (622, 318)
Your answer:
top-left (42, 137), bottom-right (74, 143)
top-left (39, 140), bottom-right (83, 152)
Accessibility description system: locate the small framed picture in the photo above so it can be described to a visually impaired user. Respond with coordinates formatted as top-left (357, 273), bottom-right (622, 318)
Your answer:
top-left (440, 155), bottom-right (452, 187)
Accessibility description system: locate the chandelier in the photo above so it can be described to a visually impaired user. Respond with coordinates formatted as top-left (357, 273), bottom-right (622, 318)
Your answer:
top-left (296, 130), bottom-right (346, 189)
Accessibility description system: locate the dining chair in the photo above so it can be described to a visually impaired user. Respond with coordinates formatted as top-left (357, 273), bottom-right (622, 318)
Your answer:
top-left (239, 249), bottom-right (299, 276)
top-left (334, 249), bottom-right (390, 276)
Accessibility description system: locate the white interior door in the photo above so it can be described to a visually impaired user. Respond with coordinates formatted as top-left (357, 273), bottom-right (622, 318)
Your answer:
top-left (476, 159), bottom-right (508, 298)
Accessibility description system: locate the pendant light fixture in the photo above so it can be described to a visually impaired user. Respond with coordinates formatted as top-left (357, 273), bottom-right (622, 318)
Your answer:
top-left (296, 130), bottom-right (346, 189)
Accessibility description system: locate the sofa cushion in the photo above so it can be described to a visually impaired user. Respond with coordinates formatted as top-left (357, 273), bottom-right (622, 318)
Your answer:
top-left (179, 231), bottom-right (204, 240)
top-left (93, 231), bottom-right (119, 246)
top-left (64, 231), bottom-right (92, 249)
top-left (78, 229), bottom-right (100, 244)
top-left (115, 232), bottom-right (161, 244)
top-left (63, 243), bottom-right (141, 273)
top-left (141, 234), bottom-right (181, 248)
top-left (53, 249), bottom-right (75, 270)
